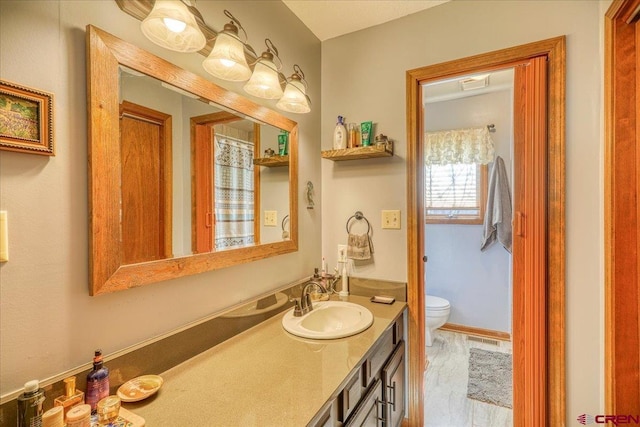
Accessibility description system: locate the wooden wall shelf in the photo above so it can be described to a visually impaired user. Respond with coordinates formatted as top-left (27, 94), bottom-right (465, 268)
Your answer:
top-left (321, 144), bottom-right (393, 161)
top-left (253, 155), bottom-right (289, 167)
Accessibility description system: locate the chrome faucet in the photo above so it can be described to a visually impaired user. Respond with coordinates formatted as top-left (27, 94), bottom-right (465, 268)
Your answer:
top-left (293, 281), bottom-right (328, 317)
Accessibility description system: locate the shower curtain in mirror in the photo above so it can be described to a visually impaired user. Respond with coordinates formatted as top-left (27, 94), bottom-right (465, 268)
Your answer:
top-left (214, 133), bottom-right (254, 250)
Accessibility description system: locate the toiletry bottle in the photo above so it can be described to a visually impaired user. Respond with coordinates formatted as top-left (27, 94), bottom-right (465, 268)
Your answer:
top-left (348, 123), bottom-right (360, 148)
top-left (86, 350), bottom-right (109, 413)
top-left (17, 379), bottom-right (45, 427)
top-left (54, 376), bottom-right (84, 419)
top-left (278, 130), bottom-right (289, 155)
top-left (333, 116), bottom-right (347, 149)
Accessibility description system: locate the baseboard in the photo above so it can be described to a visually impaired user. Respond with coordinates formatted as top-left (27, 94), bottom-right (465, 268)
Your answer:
top-left (440, 323), bottom-right (511, 341)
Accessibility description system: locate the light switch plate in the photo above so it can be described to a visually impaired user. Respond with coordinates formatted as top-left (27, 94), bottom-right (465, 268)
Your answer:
top-left (264, 210), bottom-right (277, 227)
top-left (381, 210), bottom-right (401, 229)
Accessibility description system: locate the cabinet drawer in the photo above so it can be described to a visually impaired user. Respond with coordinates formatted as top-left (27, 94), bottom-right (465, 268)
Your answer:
top-left (344, 379), bottom-right (384, 427)
top-left (339, 364), bottom-right (365, 421)
top-left (393, 317), bottom-right (403, 345)
top-left (363, 326), bottom-right (394, 387)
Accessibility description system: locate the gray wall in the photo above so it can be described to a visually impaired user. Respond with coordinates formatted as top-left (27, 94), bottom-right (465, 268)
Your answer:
top-left (0, 0), bottom-right (320, 397)
top-left (425, 90), bottom-right (512, 333)
top-left (321, 0), bottom-right (604, 421)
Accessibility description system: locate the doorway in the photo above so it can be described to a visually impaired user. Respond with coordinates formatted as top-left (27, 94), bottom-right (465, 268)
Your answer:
top-left (406, 37), bottom-right (566, 426)
top-left (119, 100), bottom-right (173, 264)
top-left (422, 68), bottom-right (515, 425)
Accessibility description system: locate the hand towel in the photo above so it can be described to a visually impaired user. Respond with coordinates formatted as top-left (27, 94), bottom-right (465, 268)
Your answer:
top-left (481, 156), bottom-right (512, 253)
top-left (347, 233), bottom-right (373, 260)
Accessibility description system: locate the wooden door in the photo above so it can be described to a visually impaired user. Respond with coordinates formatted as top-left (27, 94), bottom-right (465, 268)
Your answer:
top-left (120, 101), bottom-right (172, 264)
top-left (512, 55), bottom-right (548, 425)
top-left (605, 0), bottom-right (640, 414)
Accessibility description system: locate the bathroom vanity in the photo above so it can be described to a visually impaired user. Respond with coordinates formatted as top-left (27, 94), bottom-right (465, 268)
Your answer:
top-left (125, 295), bottom-right (406, 426)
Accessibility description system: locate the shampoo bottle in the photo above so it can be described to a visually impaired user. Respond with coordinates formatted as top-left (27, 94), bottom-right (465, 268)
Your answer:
top-left (17, 380), bottom-right (45, 427)
top-left (85, 350), bottom-right (109, 413)
top-left (333, 116), bottom-right (347, 149)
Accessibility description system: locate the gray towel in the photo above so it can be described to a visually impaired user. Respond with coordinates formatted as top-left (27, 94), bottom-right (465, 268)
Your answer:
top-left (481, 156), bottom-right (512, 253)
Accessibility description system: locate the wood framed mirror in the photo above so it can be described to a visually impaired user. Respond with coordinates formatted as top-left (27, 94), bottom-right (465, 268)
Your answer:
top-left (87, 25), bottom-right (298, 295)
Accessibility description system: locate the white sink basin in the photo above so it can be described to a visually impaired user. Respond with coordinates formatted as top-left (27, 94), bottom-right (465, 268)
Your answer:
top-left (282, 301), bottom-right (373, 339)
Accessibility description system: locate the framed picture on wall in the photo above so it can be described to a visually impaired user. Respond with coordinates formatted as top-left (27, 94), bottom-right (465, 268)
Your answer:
top-left (0, 79), bottom-right (54, 156)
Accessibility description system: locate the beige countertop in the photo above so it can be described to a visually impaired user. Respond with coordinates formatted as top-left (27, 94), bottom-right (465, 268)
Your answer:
top-left (125, 295), bottom-right (406, 426)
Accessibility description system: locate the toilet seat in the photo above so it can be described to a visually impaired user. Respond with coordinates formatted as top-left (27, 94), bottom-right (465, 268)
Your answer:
top-left (426, 295), bottom-right (450, 311)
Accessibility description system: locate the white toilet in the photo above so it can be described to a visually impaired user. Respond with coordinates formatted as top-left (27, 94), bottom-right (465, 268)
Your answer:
top-left (425, 295), bottom-right (451, 346)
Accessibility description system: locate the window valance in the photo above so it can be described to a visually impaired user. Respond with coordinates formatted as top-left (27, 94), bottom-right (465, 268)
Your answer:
top-left (425, 126), bottom-right (495, 165)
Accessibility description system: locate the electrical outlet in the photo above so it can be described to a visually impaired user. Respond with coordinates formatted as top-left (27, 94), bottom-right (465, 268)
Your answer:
top-left (381, 210), bottom-right (401, 229)
top-left (264, 210), bottom-right (277, 227)
top-left (337, 244), bottom-right (347, 262)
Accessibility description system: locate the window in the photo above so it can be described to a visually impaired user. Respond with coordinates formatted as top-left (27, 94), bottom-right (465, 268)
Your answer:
top-left (425, 163), bottom-right (487, 224)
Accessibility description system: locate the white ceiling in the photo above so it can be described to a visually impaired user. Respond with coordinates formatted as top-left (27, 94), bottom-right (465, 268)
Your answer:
top-left (282, 0), bottom-right (450, 41)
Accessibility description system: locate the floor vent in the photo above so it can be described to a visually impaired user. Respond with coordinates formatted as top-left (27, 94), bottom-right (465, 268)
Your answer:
top-left (467, 336), bottom-right (499, 346)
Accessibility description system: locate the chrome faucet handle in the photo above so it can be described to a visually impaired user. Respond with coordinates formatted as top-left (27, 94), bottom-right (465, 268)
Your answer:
top-left (292, 298), bottom-right (304, 317)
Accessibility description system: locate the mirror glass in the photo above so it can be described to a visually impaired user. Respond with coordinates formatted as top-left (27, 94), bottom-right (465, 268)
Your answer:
top-left (119, 69), bottom-right (290, 262)
top-left (87, 26), bottom-right (297, 295)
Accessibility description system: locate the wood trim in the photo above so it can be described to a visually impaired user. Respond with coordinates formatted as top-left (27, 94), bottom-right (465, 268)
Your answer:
top-left (87, 25), bottom-right (299, 295)
top-left (605, 0), bottom-right (640, 415)
top-left (406, 63), bottom-right (426, 426)
top-left (406, 36), bottom-right (565, 427)
top-left (440, 323), bottom-right (511, 341)
top-left (253, 123), bottom-right (261, 245)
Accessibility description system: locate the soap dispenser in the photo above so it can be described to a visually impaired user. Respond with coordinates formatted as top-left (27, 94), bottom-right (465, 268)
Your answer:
top-left (333, 116), bottom-right (347, 149)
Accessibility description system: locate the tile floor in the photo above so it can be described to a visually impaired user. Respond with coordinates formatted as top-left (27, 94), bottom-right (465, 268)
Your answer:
top-left (424, 330), bottom-right (513, 427)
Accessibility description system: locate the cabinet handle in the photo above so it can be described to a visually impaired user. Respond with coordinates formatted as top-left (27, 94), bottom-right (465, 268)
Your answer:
top-left (387, 381), bottom-right (396, 410)
top-left (374, 398), bottom-right (384, 425)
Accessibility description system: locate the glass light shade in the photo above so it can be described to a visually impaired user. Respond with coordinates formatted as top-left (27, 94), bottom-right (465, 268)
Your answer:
top-left (140, 0), bottom-right (206, 53)
top-left (276, 79), bottom-right (311, 113)
top-left (202, 32), bottom-right (252, 81)
top-left (243, 59), bottom-right (283, 99)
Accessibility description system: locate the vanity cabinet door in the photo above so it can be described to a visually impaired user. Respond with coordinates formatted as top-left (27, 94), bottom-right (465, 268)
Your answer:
top-left (308, 397), bottom-right (338, 427)
top-left (344, 379), bottom-right (384, 427)
top-left (339, 364), bottom-right (365, 421)
top-left (383, 341), bottom-right (405, 427)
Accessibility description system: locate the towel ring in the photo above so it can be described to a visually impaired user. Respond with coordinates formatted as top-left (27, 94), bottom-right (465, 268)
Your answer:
top-left (346, 211), bottom-right (371, 234)
top-left (282, 214), bottom-right (289, 231)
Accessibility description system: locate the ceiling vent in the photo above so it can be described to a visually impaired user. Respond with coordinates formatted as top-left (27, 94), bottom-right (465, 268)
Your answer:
top-left (460, 75), bottom-right (490, 91)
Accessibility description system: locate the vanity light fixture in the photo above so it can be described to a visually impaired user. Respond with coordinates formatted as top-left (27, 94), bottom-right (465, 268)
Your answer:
top-left (140, 0), bottom-right (206, 53)
top-left (276, 65), bottom-right (311, 114)
top-left (202, 10), bottom-right (253, 82)
top-left (243, 39), bottom-right (284, 100)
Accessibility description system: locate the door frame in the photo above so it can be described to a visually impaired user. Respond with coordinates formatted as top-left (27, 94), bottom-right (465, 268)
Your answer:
top-left (605, 0), bottom-right (640, 414)
top-left (406, 37), bottom-right (566, 426)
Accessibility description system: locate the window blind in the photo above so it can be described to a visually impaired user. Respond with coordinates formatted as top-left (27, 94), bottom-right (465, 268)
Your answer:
top-left (425, 163), bottom-right (479, 210)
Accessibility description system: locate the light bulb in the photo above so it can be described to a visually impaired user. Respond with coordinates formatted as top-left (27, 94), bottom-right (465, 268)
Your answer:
top-left (163, 17), bottom-right (187, 33)
top-left (220, 58), bottom-right (236, 68)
